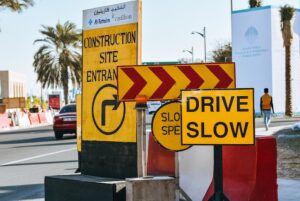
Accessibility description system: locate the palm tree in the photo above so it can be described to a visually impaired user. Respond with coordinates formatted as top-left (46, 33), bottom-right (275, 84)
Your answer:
top-left (0, 0), bottom-right (34, 12)
top-left (280, 5), bottom-right (295, 117)
top-left (249, 0), bottom-right (262, 8)
top-left (33, 21), bottom-right (82, 104)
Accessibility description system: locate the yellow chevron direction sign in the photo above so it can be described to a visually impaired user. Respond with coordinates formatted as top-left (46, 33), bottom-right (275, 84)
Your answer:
top-left (118, 63), bottom-right (236, 101)
top-left (181, 88), bottom-right (255, 145)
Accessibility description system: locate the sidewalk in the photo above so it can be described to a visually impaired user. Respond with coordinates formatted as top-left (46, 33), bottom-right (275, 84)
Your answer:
top-left (278, 178), bottom-right (300, 201)
top-left (0, 123), bottom-right (52, 134)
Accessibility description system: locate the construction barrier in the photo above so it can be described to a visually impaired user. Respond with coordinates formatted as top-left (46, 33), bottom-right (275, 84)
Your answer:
top-left (147, 132), bottom-right (175, 176)
top-left (203, 136), bottom-right (278, 201)
top-left (179, 146), bottom-right (214, 201)
top-left (0, 110), bottom-right (54, 131)
top-left (17, 111), bottom-right (31, 127)
top-left (0, 113), bottom-right (11, 128)
top-left (38, 112), bottom-right (48, 124)
top-left (45, 111), bottom-right (53, 123)
top-left (28, 113), bottom-right (40, 125)
top-left (250, 136), bottom-right (277, 201)
top-left (147, 134), bottom-right (277, 201)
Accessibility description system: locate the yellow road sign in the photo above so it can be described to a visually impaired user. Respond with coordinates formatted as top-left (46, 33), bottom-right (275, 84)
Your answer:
top-left (118, 63), bottom-right (235, 101)
top-left (152, 101), bottom-right (191, 152)
top-left (181, 89), bottom-right (255, 145)
top-left (82, 23), bottom-right (138, 142)
top-left (76, 95), bottom-right (82, 152)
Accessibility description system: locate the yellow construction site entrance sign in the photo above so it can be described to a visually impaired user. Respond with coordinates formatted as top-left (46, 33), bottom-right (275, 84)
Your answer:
top-left (181, 89), bottom-right (255, 145)
top-left (82, 1), bottom-right (140, 142)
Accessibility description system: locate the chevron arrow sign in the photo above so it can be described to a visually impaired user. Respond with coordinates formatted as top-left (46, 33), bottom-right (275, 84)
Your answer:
top-left (117, 63), bottom-right (236, 101)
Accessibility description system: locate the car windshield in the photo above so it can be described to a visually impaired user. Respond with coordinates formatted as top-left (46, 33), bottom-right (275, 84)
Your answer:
top-left (59, 104), bottom-right (76, 114)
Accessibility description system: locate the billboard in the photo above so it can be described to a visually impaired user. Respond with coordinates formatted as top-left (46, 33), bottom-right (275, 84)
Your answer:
top-left (3, 97), bottom-right (25, 109)
top-left (232, 6), bottom-right (300, 113)
top-left (48, 94), bottom-right (60, 110)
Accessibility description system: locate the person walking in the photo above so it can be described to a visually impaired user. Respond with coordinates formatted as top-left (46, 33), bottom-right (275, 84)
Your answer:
top-left (260, 88), bottom-right (274, 130)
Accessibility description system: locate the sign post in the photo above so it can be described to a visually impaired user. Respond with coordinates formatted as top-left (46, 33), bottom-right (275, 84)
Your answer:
top-left (135, 96), bottom-right (147, 177)
top-left (210, 145), bottom-right (228, 201)
top-left (181, 88), bottom-right (255, 201)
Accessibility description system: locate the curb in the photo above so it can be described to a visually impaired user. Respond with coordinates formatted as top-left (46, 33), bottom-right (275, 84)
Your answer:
top-left (0, 123), bottom-right (53, 134)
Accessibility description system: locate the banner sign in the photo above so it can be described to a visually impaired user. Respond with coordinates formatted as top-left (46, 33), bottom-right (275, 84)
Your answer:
top-left (48, 94), bottom-right (60, 110)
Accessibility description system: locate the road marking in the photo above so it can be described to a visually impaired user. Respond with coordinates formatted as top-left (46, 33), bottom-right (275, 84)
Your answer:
top-left (0, 147), bottom-right (76, 167)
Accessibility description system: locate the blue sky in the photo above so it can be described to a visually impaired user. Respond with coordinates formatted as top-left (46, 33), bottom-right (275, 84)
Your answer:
top-left (0, 0), bottom-right (299, 95)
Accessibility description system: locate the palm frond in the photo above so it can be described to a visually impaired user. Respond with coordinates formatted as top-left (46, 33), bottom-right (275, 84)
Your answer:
top-left (0, 0), bottom-right (34, 12)
top-left (280, 5), bottom-right (295, 22)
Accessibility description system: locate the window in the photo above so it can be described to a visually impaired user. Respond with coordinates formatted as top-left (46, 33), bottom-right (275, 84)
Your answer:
top-left (59, 104), bottom-right (76, 114)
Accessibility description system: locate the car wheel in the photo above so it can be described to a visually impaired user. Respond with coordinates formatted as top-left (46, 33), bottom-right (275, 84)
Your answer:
top-left (55, 132), bottom-right (64, 140)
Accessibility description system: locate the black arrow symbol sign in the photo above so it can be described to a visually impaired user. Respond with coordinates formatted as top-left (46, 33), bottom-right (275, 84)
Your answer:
top-left (101, 94), bottom-right (121, 126)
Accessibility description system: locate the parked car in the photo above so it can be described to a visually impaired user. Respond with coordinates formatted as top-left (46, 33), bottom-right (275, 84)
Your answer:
top-left (53, 104), bottom-right (76, 139)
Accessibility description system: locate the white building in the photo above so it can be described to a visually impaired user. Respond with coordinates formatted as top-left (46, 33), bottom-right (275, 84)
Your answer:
top-left (232, 6), bottom-right (300, 114)
top-left (0, 71), bottom-right (27, 99)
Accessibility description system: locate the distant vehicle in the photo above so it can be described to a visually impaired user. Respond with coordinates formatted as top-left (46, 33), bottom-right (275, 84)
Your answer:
top-left (147, 101), bottom-right (162, 114)
top-left (53, 104), bottom-right (76, 139)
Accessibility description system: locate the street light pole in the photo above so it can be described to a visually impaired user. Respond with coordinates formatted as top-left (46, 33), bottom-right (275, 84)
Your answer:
top-left (183, 47), bottom-right (194, 63)
top-left (191, 27), bottom-right (207, 62)
top-left (203, 27), bottom-right (206, 62)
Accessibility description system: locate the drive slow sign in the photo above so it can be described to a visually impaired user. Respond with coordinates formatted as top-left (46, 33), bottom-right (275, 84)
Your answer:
top-left (181, 89), bottom-right (255, 145)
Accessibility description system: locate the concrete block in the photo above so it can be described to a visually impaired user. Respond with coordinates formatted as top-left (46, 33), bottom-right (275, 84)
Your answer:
top-left (126, 176), bottom-right (176, 201)
top-left (45, 174), bottom-right (126, 201)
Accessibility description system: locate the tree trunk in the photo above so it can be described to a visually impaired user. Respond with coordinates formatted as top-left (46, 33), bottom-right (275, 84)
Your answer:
top-left (63, 83), bottom-right (69, 105)
top-left (285, 45), bottom-right (293, 116)
top-left (62, 65), bottom-right (69, 104)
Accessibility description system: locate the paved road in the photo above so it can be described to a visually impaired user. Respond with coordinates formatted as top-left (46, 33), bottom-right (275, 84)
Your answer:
top-left (0, 116), bottom-right (299, 201)
top-left (0, 126), bottom-right (78, 201)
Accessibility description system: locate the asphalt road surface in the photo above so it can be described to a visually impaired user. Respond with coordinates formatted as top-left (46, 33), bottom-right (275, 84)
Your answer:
top-left (0, 126), bottom-right (78, 201)
top-left (0, 117), bottom-right (299, 201)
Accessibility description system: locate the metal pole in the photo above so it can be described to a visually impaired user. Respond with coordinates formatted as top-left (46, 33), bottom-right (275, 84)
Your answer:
top-left (208, 145), bottom-right (229, 201)
top-left (175, 153), bottom-right (180, 201)
top-left (136, 102), bottom-right (147, 177)
top-left (204, 27), bottom-right (207, 63)
top-left (191, 47), bottom-right (194, 63)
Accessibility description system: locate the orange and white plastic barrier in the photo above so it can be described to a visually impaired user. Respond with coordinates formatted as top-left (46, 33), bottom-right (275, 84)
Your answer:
top-left (28, 113), bottom-right (41, 125)
top-left (203, 136), bottom-right (277, 201)
top-left (147, 134), bottom-right (278, 201)
top-left (16, 111), bottom-right (31, 127)
top-left (38, 112), bottom-right (48, 124)
top-left (147, 133), bottom-right (175, 176)
top-left (0, 113), bottom-right (11, 128)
